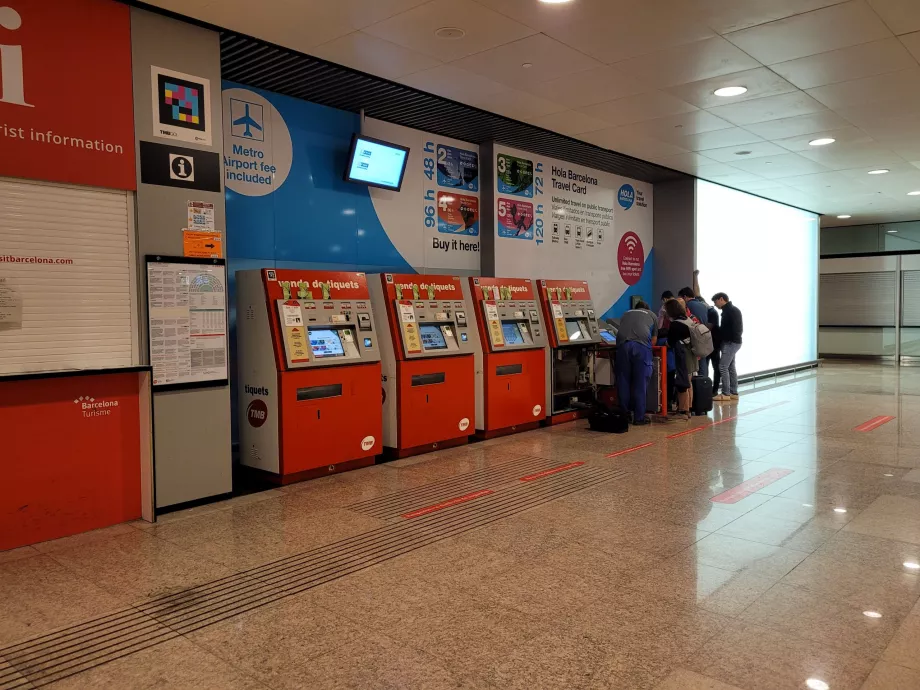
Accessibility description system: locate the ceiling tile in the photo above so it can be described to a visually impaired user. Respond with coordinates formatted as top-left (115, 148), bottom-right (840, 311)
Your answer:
top-left (836, 98), bottom-right (920, 129)
top-left (450, 34), bottom-right (604, 89)
top-left (704, 171), bottom-right (772, 185)
top-left (742, 111), bottom-right (853, 139)
top-left (672, 127), bottom-right (766, 151)
top-left (207, 0), bottom-right (355, 52)
top-left (727, 181), bottom-right (792, 194)
top-left (707, 92), bottom-right (827, 126)
top-left (724, 0), bottom-right (893, 64)
top-left (538, 2), bottom-right (716, 64)
top-left (651, 152), bottom-right (726, 174)
top-left (580, 91), bottom-right (698, 127)
top-left (614, 110), bottom-right (734, 140)
top-left (470, 89), bottom-right (567, 121)
top-left (727, 152), bottom-right (831, 178)
top-left (901, 31), bottom-right (920, 60)
top-left (663, 67), bottom-right (797, 110)
top-left (342, 0), bottom-right (432, 29)
top-left (310, 32), bottom-right (441, 80)
top-left (695, 162), bottom-right (753, 177)
top-left (867, 0), bottom-right (920, 35)
top-left (700, 141), bottom-right (790, 162)
top-left (611, 37), bottom-right (760, 89)
top-left (693, 0), bottom-right (850, 35)
top-left (770, 38), bottom-right (915, 90)
top-left (776, 170), bottom-right (872, 194)
top-left (397, 65), bottom-right (506, 103)
top-left (837, 161), bottom-right (920, 177)
top-left (577, 129), bottom-right (690, 159)
top-left (362, 0), bottom-right (536, 61)
top-left (806, 67), bottom-right (920, 109)
top-left (773, 126), bottom-right (874, 151)
top-left (798, 141), bottom-right (906, 169)
top-left (527, 110), bottom-right (611, 136)
top-left (526, 66), bottom-right (648, 108)
top-left (468, 0), bottom-right (605, 33)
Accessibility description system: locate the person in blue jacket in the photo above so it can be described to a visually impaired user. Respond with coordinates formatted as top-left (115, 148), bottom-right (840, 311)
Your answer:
top-left (615, 301), bottom-right (657, 425)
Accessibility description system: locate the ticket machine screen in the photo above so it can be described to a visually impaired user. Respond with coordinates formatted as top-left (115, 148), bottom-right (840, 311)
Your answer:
top-left (599, 330), bottom-right (616, 344)
top-left (420, 324), bottom-right (448, 350)
top-left (502, 321), bottom-right (525, 345)
top-left (565, 319), bottom-right (586, 341)
top-left (309, 328), bottom-right (346, 358)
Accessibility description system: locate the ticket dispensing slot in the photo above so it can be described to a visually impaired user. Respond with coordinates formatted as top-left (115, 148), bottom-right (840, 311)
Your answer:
top-left (464, 277), bottom-right (549, 438)
top-left (370, 274), bottom-right (477, 458)
top-left (236, 270), bottom-right (383, 484)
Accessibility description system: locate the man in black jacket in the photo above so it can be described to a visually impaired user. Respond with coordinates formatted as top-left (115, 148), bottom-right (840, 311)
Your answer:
top-left (712, 292), bottom-right (742, 402)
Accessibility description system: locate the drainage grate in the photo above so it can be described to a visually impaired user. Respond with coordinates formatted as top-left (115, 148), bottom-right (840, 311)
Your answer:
top-left (348, 454), bottom-right (569, 519)
top-left (0, 463), bottom-right (628, 688)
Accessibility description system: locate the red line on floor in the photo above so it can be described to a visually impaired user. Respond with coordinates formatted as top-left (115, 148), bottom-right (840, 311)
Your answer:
top-left (666, 400), bottom-right (789, 440)
top-left (520, 462), bottom-right (585, 481)
top-left (604, 442), bottom-right (655, 458)
top-left (401, 490), bottom-right (494, 519)
top-left (711, 468), bottom-right (795, 504)
top-left (854, 415), bottom-right (895, 432)
top-left (667, 426), bottom-right (712, 438)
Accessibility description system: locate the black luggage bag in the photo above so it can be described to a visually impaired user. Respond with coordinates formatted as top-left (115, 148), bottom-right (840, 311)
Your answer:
top-left (588, 408), bottom-right (630, 434)
top-left (692, 375), bottom-right (713, 416)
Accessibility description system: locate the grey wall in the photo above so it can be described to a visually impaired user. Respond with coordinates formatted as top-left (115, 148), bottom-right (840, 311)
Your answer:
top-left (131, 8), bottom-right (232, 509)
top-left (821, 220), bottom-right (920, 256)
top-left (653, 178), bottom-right (696, 301)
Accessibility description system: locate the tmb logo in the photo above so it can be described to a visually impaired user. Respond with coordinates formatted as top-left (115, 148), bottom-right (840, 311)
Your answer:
top-left (247, 399), bottom-right (268, 427)
top-left (0, 6), bottom-right (32, 107)
top-left (618, 184), bottom-right (635, 210)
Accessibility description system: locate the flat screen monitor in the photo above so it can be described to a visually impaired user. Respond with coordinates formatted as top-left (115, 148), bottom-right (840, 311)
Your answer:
top-left (344, 134), bottom-right (410, 191)
top-left (502, 321), bottom-right (525, 345)
top-left (599, 330), bottom-right (616, 344)
top-left (308, 328), bottom-right (345, 358)
top-left (565, 319), bottom-right (585, 341)
top-left (419, 324), bottom-right (447, 350)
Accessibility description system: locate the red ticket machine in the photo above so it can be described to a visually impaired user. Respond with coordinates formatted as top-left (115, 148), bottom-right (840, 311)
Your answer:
top-left (369, 273), bottom-right (476, 458)
top-left (464, 277), bottom-right (548, 438)
top-left (536, 278), bottom-right (603, 424)
top-left (236, 269), bottom-right (382, 484)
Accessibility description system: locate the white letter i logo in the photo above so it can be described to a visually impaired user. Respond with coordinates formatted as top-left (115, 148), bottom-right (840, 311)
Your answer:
top-left (0, 6), bottom-right (33, 107)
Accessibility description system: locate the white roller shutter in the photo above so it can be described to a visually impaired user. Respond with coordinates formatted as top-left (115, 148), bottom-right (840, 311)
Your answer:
top-left (903, 271), bottom-right (920, 327)
top-left (819, 272), bottom-right (896, 327)
top-left (0, 177), bottom-right (137, 374)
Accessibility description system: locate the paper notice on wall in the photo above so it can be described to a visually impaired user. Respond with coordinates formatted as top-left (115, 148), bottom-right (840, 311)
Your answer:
top-left (0, 278), bottom-right (23, 326)
top-left (551, 302), bottom-right (568, 343)
top-left (187, 201), bottom-right (215, 232)
top-left (183, 231), bottom-right (223, 259)
top-left (398, 301), bottom-right (416, 323)
top-left (147, 261), bottom-right (228, 387)
top-left (281, 303), bottom-right (303, 327)
top-left (484, 301), bottom-right (504, 347)
top-left (285, 326), bottom-right (309, 363)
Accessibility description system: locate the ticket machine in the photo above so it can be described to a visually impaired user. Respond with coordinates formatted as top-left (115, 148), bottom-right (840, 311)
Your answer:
top-left (369, 274), bottom-right (476, 458)
top-left (536, 279), bottom-right (603, 424)
top-left (236, 269), bottom-right (382, 483)
top-left (464, 277), bottom-right (548, 438)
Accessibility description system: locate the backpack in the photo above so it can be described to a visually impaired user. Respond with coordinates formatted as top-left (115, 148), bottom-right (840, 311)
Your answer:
top-left (679, 318), bottom-right (714, 358)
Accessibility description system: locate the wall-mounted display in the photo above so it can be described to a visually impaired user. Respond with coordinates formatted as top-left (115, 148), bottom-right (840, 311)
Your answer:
top-left (146, 257), bottom-right (228, 389)
top-left (344, 134), bottom-right (410, 191)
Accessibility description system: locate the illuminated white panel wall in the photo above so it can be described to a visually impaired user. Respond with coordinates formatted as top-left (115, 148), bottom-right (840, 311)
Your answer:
top-left (696, 181), bottom-right (818, 376)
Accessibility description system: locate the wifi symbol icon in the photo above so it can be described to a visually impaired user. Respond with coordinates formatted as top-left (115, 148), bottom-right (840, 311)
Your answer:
top-left (624, 235), bottom-right (638, 253)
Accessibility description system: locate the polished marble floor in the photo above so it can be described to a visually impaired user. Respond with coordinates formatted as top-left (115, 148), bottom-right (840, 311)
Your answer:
top-left (3, 363), bottom-right (920, 689)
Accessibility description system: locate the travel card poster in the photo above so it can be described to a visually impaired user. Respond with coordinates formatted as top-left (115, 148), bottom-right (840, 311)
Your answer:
top-left (437, 145), bottom-right (479, 192)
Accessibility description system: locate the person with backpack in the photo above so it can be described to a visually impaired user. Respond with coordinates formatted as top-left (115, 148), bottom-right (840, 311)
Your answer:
top-left (678, 286), bottom-right (708, 374)
top-left (664, 299), bottom-right (695, 419)
top-left (615, 301), bottom-right (657, 426)
top-left (712, 292), bottom-right (743, 402)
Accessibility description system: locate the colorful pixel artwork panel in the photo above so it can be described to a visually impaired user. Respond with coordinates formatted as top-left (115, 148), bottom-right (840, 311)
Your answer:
top-left (157, 74), bottom-right (207, 133)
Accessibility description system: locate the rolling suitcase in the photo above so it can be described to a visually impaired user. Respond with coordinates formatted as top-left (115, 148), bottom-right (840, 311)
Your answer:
top-left (646, 355), bottom-right (662, 415)
top-left (691, 375), bottom-right (713, 416)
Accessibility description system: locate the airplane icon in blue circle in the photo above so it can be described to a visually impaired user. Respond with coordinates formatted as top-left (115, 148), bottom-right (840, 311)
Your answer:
top-left (230, 99), bottom-right (264, 141)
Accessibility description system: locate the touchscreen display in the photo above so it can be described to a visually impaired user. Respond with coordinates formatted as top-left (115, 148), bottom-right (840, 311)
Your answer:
top-left (420, 324), bottom-right (447, 350)
top-left (309, 328), bottom-right (345, 357)
top-left (502, 321), bottom-right (525, 345)
top-left (599, 330), bottom-right (616, 343)
top-left (565, 319), bottom-right (585, 341)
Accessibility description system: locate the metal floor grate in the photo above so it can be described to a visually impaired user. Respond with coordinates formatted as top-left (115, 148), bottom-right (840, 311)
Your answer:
top-left (348, 454), bottom-right (571, 519)
top-left (0, 463), bottom-right (628, 689)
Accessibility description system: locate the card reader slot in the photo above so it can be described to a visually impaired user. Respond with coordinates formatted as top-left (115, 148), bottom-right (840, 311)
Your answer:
top-left (296, 384), bottom-right (343, 401)
top-left (495, 364), bottom-right (523, 376)
top-left (411, 373), bottom-right (446, 386)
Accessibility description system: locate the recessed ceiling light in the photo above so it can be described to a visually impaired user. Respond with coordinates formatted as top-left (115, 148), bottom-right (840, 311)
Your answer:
top-left (904, 562), bottom-right (920, 570)
top-left (809, 138), bottom-right (835, 146)
top-left (522, 62), bottom-right (533, 68)
top-left (888, 230), bottom-right (898, 234)
top-left (539, 0), bottom-right (574, 3)
top-left (909, 191), bottom-right (920, 196)
top-left (806, 679), bottom-right (829, 690)
top-left (735, 150), bottom-right (752, 156)
top-left (863, 611), bottom-right (882, 618)
top-left (714, 86), bottom-right (747, 97)
top-left (868, 169), bottom-right (890, 175)
top-left (834, 507), bottom-right (847, 513)
top-left (883, 473), bottom-right (895, 477)
top-left (434, 27), bottom-right (465, 39)
top-left (837, 215), bottom-right (852, 219)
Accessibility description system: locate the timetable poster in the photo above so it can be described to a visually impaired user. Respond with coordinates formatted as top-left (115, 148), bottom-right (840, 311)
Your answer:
top-left (147, 259), bottom-right (228, 388)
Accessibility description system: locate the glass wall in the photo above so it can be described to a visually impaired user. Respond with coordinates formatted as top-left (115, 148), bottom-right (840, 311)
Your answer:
top-left (821, 221), bottom-right (920, 255)
top-left (696, 180), bottom-right (819, 376)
